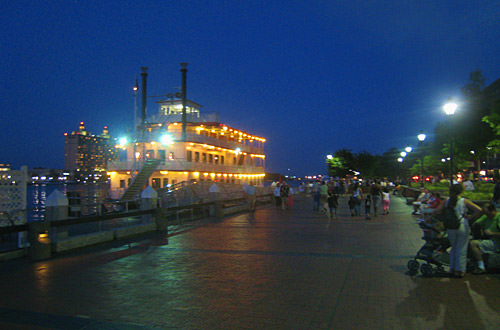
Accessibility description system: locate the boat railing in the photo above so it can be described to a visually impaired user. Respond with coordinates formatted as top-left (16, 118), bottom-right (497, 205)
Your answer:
top-left (108, 159), bottom-right (264, 174)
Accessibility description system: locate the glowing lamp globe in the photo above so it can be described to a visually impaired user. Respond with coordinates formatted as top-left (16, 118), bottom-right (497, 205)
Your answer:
top-left (160, 134), bottom-right (173, 145)
top-left (443, 102), bottom-right (458, 116)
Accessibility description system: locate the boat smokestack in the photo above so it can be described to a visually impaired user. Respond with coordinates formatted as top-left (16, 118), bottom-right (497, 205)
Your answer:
top-left (180, 63), bottom-right (188, 141)
top-left (140, 67), bottom-right (148, 127)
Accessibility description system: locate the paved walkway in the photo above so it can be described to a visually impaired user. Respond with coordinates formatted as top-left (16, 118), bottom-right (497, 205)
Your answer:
top-left (0, 195), bottom-right (499, 329)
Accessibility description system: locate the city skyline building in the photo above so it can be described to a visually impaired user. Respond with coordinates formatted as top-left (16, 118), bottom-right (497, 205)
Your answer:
top-left (64, 122), bottom-right (116, 182)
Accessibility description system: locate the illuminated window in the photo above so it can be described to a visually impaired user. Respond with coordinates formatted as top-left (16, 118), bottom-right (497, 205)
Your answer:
top-left (186, 150), bottom-right (192, 162)
top-left (169, 152), bottom-right (174, 160)
top-left (152, 178), bottom-right (161, 189)
top-left (158, 150), bottom-right (166, 161)
top-left (221, 156), bottom-right (224, 165)
top-left (209, 154), bottom-right (213, 163)
top-left (202, 153), bottom-right (207, 163)
top-left (195, 152), bottom-right (200, 162)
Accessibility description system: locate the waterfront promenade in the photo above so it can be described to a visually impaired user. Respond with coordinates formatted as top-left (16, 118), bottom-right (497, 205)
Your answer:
top-left (0, 195), bottom-right (499, 329)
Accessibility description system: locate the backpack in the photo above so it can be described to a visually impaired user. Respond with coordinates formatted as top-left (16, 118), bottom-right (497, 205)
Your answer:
top-left (442, 202), bottom-right (461, 230)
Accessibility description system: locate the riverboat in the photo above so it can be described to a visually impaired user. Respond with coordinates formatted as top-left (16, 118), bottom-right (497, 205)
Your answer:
top-left (107, 66), bottom-right (266, 200)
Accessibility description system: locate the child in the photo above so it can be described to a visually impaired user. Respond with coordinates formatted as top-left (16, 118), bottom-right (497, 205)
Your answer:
top-left (327, 187), bottom-right (338, 220)
top-left (382, 188), bottom-right (390, 215)
top-left (365, 195), bottom-right (372, 220)
top-left (348, 196), bottom-right (355, 216)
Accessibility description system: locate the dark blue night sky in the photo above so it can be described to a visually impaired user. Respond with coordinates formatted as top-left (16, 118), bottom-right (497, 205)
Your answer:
top-left (2, 1), bottom-right (500, 176)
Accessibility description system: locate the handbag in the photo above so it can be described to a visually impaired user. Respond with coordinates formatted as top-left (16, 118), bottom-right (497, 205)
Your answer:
top-left (442, 204), bottom-right (461, 230)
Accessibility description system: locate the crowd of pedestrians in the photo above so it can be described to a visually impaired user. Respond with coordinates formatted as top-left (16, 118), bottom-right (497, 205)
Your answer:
top-left (307, 178), bottom-right (396, 220)
top-left (268, 174), bottom-right (500, 277)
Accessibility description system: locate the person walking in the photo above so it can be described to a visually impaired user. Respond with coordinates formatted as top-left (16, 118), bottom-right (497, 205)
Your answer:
top-left (312, 181), bottom-right (321, 211)
top-left (280, 182), bottom-right (290, 210)
top-left (436, 184), bottom-right (481, 278)
top-left (381, 188), bottom-right (391, 215)
top-left (273, 184), bottom-right (281, 208)
top-left (246, 183), bottom-right (256, 212)
top-left (370, 181), bottom-right (382, 217)
top-left (319, 181), bottom-right (328, 214)
top-left (352, 182), bottom-right (363, 216)
top-left (364, 195), bottom-right (372, 220)
top-left (327, 185), bottom-right (338, 220)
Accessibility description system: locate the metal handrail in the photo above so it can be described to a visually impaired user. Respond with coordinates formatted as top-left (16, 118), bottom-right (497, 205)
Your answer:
top-left (0, 193), bottom-right (273, 235)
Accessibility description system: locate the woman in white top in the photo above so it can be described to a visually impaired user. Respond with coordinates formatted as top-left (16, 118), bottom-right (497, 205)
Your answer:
top-left (437, 184), bottom-right (481, 278)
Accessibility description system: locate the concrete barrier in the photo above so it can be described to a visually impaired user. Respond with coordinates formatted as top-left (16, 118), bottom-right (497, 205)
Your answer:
top-left (114, 223), bottom-right (157, 240)
top-left (53, 231), bottom-right (115, 253)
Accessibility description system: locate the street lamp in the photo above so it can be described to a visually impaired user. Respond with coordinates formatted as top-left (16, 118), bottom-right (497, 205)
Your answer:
top-left (405, 146), bottom-right (413, 153)
top-left (443, 100), bottom-right (458, 184)
top-left (397, 157), bottom-right (404, 183)
top-left (443, 101), bottom-right (458, 115)
top-left (417, 131), bottom-right (426, 187)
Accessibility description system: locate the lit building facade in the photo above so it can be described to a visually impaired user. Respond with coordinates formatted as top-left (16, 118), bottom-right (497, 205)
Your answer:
top-left (64, 122), bottom-right (116, 181)
top-left (107, 99), bottom-right (266, 194)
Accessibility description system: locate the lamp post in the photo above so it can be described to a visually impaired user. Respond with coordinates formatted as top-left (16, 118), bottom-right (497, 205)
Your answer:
top-left (443, 101), bottom-right (458, 185)
top-left (400, 149), bottom-right (410, 183)
top-left (417, 131), bottom-right (426, 187)
top-left (397, 157), bottom-right (404, 182)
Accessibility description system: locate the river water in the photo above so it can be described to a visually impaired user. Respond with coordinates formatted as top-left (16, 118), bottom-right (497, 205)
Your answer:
top-left (28, 183), bottom-right (109, 222)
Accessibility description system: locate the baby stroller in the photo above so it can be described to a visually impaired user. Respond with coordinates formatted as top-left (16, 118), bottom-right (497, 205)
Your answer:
top-left (407, 217), bottom-right (450, 277)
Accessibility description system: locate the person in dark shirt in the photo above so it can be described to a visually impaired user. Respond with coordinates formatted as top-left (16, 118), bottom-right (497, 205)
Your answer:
top-left (370, 182), bottom-right (382, 217)
top-left (327, 187), bottom-right (338, 220)
top-left (365, 195), bottom-right (372, 220)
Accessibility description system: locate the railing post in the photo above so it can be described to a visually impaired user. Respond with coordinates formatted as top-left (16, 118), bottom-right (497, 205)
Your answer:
top-left (141, 186), bottom-right (158, 223)
top-left (28, 189), bottom-right (67, 260)
top-left (46, 189), bottom-right (69, 240)
top-left (208, 183), bottom-right (223, 219)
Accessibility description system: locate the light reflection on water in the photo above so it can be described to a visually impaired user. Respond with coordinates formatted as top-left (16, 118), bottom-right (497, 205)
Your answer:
top-left (28, 183), bottom-right (108, 222)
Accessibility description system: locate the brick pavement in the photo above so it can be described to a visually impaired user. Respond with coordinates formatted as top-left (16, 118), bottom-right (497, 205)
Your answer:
top-left (0, 194), bottom-right (499, 329)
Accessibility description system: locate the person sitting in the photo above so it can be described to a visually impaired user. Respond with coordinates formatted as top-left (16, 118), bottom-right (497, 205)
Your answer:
top-left (421, 192), bottom-right (442, 217)
top-left (412, 188), bottom-right (431, 215)
top-left (470, 203), bottom-right (500, 274)
top-left (463, 179), bottom-right (475, 191)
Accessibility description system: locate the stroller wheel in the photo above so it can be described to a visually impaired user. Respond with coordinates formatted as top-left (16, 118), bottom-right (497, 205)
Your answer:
top-left (407, 260), bottom-right (419, 274)
top-left (420, 263), bottom-right (434, 277)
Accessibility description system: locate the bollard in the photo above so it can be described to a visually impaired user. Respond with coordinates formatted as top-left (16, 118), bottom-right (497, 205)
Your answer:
top-left (46, 189), bottom-right (69, 240)
top-left (141, 186), bottom-right (158, 223)
top-left (28, 221), bottom-right (51, 260)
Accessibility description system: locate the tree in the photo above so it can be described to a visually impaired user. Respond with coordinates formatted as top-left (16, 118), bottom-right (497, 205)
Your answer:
top-left (482, 98), bottom-right (500, 154)
top-left (353, 151), bottom-right (378, 178)
top-left (326, 149), bottom-right (355, 177)
top-left (431, 71), bottom-right (496, 175)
